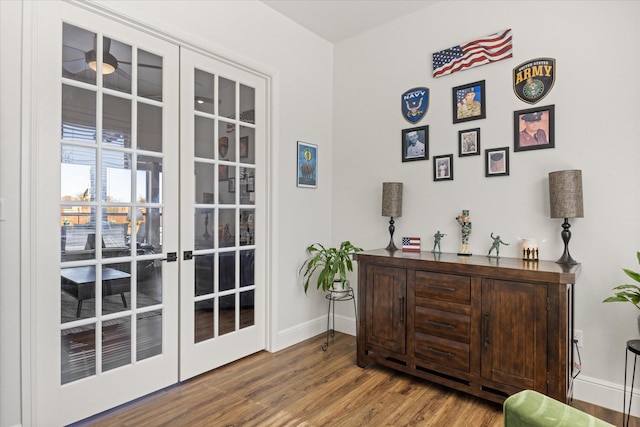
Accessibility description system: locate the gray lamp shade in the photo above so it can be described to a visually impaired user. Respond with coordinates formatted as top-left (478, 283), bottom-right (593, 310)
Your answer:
top-left (549, 170), bottom-right (584, 219)
top-left (382, 182), bottom-right (403, 218)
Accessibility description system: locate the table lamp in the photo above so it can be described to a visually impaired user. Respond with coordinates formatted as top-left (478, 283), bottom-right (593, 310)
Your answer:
top-left (381, 182), bottom-right (403, 251)
top-left (549, 170), bottom-right (583, 265)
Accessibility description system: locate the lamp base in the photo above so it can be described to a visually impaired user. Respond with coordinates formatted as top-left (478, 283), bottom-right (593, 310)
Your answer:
top-left (556, 218), bottom-right (578, 265)
top-left (385, 216), bottom-right (398, 252)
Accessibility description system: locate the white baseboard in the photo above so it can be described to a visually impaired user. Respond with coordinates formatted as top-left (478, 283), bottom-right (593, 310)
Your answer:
top-left (276, 315), bottom-right (356, 352)
top-left (574, 374), bottom-right (640, 417)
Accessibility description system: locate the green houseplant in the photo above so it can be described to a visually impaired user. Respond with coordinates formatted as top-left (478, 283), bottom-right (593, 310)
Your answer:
top-left (300, 240), bottom-right (363, 294)
top-left (603, 252), bottom-right (640, 310)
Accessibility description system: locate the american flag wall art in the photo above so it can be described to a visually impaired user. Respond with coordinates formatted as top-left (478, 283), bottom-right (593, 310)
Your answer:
top-left (402, 237), bottom-right (421, 252)
top-left (432, 29), bottom-right (513, 78)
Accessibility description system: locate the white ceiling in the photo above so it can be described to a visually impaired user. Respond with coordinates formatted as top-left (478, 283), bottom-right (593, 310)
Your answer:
top-left (261, 0), bottom-right (438, 43)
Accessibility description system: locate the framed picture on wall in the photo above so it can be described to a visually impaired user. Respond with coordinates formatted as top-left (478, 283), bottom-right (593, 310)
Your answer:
top-left (228, 177), bottom-right (235, 193)
top-left (514, 105), bottom-right (555, 152)
top-left (453, 80), bottom-right (486, 124)
top-left (433, 154), bottom-right (453, 181)
top-left (219, 165), bottom-right (229, 181)
top-left (297, 141), bottom-right (317, 188)
top-left (401, 125), bottom-right (429, 162)
top-left (458, 128), bottom-right (480, 157)
top-left (240, 136), bottom-right (249, 158)
top-left (485, 147), bottom-right (510, 177)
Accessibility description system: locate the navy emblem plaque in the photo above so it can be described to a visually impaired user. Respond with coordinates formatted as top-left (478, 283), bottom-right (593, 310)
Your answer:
top-left (401, 87), bottom-right (429, 123)
top-left (513, 58), bottom-right (556, 104)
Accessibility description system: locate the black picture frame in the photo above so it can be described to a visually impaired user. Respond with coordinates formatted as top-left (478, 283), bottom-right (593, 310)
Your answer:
top-left (228, 177), bottom-right (235, 193)
top-left (485, 147), bottom-right (510, 177)
top-left (514, 105), bottom-right (555, 152)
top-left (401, 125), bottom-right (429, 162)
top-left (453, 80), bottom-right (486, 124)
top-left (433, 154), bottom-right (453, 181)
top-left (458, 128), bottom-right (481, 157)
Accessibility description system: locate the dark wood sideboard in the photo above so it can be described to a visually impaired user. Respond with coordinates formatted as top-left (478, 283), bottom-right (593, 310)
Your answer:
top-left (354, 249), bottom-right (579, 404)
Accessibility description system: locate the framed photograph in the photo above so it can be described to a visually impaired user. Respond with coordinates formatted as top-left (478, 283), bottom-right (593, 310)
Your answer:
top-left (297, 141), bottom-right (317, 188)
top-left (453, 80), bottom-right (486, 124)
top-left (485, 147), bottom-right (510, 177)
top-left (239, 136), bottom-right (249, 158)
top-left (402, 125), bottom-right (429, 162)
top-left (458, 128), bottom-right (481, 157)
top-left (514, 105), bottom-right (555, 152)
top-left (219, 165), bottom-right (229, 181)
top-left (433, 154), bottom-right (453, 181)
top-left (228, 177), bottom-right (235, 193)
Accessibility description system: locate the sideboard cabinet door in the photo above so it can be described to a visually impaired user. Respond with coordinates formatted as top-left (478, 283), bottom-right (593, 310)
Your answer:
top-left (481, 279), bottom-right (548, 394)
top-left (365, 265), bottom-right (407, 355)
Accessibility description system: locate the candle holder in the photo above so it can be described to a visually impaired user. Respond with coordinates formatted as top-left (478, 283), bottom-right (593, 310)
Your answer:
top-left (521, 238), bottom-right (539, 261)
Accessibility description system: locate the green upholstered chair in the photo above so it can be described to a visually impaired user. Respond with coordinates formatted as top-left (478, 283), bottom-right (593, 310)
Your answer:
top-left (503, 390), bottom-right (614, 427)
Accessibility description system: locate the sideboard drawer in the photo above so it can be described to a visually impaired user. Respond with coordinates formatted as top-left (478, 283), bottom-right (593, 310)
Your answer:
top-left (415, 271), bottom-right (470, 304)
top-left (415, 332), bottom-right (470, 372)
top-left (415, 306), bottom-right (470, 343)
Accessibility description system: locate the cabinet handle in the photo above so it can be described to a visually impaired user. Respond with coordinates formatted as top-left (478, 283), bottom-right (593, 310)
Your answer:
top-left (427, 320), bottom-right (455, 329)
top-left (427, 347), bottom-right (454, 358)
top-left (427, 284), bottom-right (456, 292)
top-left (399, 297), bottom-right (405, 324)
top-left (482, 314), bottom-right (490, 347)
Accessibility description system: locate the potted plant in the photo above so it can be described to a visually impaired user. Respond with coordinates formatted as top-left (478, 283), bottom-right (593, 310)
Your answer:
top-left (603, 251), bottom-right (640, 333)
top-left (299, 240), bottom-right (363, 295)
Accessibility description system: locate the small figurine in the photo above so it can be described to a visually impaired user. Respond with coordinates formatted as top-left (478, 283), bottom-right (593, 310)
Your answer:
top-left (487, 232), bottom-right (509, 258)
top-left (432, 230), bottom-right (446, 254)
top-left (455, 210), bottom-right (472, 255)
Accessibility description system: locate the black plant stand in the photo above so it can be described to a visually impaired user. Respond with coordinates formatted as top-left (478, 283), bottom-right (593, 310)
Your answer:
top-left (323, 287), bottom-right (356, 351)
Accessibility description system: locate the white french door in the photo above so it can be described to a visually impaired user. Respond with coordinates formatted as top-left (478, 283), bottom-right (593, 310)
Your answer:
top-left (34, 3), bottom-right (180, 425)
top-left (178, 49), bottom-right (266, 380)
top-left (31, 2), bottom-right (267, 425)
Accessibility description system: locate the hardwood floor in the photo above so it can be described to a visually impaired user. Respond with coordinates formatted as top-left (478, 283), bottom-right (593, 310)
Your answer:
top-left (71, 332), bottom-right (635, 426)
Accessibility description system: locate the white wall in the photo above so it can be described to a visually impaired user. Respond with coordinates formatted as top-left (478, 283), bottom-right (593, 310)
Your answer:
top-left (333, 0), bottom-right (640, 414)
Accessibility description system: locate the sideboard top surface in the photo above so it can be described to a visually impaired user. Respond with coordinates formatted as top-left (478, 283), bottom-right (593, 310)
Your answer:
top-left (354, 249), bottom-right (579, 285)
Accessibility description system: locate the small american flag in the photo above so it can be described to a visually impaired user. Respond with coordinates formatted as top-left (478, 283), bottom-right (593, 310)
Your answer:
top-left (432, 29), bottom-right (513, 78)
top-left (402, 237), bottom-right (421, 252)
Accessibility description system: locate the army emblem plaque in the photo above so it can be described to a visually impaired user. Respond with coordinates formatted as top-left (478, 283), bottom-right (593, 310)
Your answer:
top-left (513, 58), bottom-right (556, 104)
top-left (401, 87), bottom-right (429, 123)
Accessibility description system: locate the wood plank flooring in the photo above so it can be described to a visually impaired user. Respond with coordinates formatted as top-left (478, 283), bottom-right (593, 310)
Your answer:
top-left (71, 332), bottom-right (636, 426)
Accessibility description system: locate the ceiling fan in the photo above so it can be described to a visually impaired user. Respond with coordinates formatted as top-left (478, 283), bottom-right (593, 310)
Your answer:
top-left (62, 35), bottom-right (161, 77)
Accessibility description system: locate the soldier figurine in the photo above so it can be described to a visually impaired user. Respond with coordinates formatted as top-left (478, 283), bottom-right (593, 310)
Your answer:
top-left (487, 232), bottom-right (509, 259)
top-left (432, 231), bottom-right (446, 254)
top-left (455, 210), bottom-right (472, 255)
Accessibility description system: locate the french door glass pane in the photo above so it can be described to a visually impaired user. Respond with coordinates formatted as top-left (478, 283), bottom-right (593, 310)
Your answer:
top-left (137, 310), bottom-right (162, 360)
top-left (194, 300), bottom-right (214, 343)
top-left (62, 85), bottom-right (96, 143)
top-left (239, 127), bottom-right (255, 164)
top-left (218, 77), bottom-right (235, 119)
top-left (138, 103), bottom-right (163, 152)
top-left (138, 49), bottom-right (163, 101)
top-left (240, 289), bottom-right (255, 329)
top-left (103, 38), bottom-right (132, 94)
top-left (61, 145), bottom-right (96, 201)
top-left (195, 117), bottom-right (215, 159)
top-left (61, 324), bottom-right (96, 384)
top-left (103, 95), bottom-right (131, 148)
top-left (102, 316), bottom-right (131, 372)
top-left (194, 69), bottom-right (215, 114)
top-left (62, 23), bottom-right (96, 85)
top-left (239, 84), bottom-right (255, 124)
top-left (102, 150), bottom-right (132, 203)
